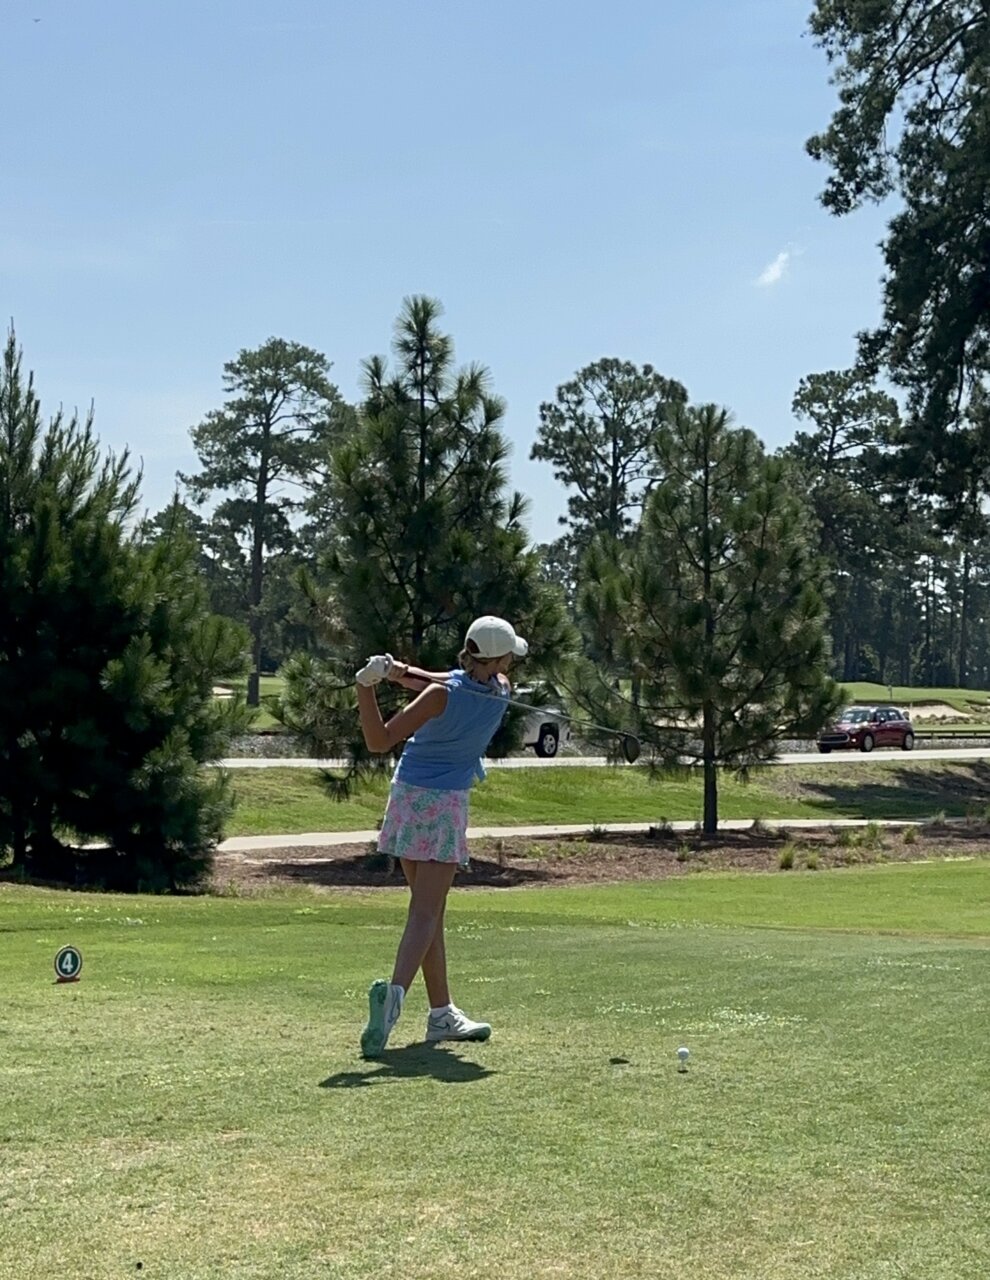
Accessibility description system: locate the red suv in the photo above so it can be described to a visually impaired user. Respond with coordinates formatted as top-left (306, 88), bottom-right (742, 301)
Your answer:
top-left (817, 706), bottom-right (916, 753)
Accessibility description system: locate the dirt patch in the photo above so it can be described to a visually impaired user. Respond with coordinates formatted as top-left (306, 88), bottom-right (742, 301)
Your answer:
top-left (211, 823), bottom-right (990, 893)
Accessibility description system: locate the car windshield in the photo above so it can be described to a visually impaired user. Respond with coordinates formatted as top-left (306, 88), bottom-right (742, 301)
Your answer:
top-left (840, 708), bottom-right (873, 723)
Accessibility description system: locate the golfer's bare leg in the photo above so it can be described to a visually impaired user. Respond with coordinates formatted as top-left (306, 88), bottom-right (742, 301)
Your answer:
top-left (392, 860), bottom-right (456, 996)
top-left (421, 903), bottom-right (450, 1008)
top-left (396, 861), bottom-right (452, 1006)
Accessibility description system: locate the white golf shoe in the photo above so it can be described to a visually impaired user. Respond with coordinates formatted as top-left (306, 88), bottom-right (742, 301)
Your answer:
top-left (360, 980), bottom-right (403, 1058)
top-left (425, 1005), bottom-right (492, 1043)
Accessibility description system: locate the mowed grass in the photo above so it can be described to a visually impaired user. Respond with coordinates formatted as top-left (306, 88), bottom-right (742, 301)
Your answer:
top-left (217, 675), bottom-right (287, 732)
top-left (226, 765), bottom-right (818, 835)
top-left (226, 759), bottom-right (990, 836)
top-left (223, 675), bottom-right (287, 698)
top-left (840, 682), bottom-right (990, 714)
top-left (2, 862), bottom-right (989, 1279)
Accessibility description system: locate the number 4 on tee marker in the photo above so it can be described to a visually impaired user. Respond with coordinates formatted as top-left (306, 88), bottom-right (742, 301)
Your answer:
top-left (54, 945), bottom-right (83, 983)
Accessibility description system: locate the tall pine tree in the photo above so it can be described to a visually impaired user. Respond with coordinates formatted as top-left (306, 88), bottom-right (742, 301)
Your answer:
top-left (182, 338), bottom-right (350, 705)
top-left (282, 297), bottom-right (572, 760)
top-left (579, 404), bottom-right (841, 831)
top-left (782, 369), bottom-right (901, 680)
top-left (532, 358), bottom-right (688, 545)
top-left (807, 1), bottom-right (990, 500)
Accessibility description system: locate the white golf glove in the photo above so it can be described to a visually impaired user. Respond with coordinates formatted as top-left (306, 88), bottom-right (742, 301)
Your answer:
top-left (355, 653), bottom-right (394, 686)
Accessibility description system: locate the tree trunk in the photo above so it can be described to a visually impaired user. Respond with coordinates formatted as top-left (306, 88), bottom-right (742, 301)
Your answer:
top-left (609, 429), bottom-right (620, 540)
top-left (843, 633), bottom-right (857, 682)
top-left (876, 593), bottom-right (892, 683)
top-left (247, 643), bottom-right (262, 707)
top-left (959, 548), bottom-right (971, 687)
top-left (247, 444), bottom-right (271, 707)
top-left (925, 559), bottom-right (934, 685)
top-left (413, 352), bottom-right (428, 650)
top-left (700, 431), bottom-right (717, 835)
top-left (248, 517), bottom-right (264, 708)
top-left (702, 701), bottom-right (718, 833)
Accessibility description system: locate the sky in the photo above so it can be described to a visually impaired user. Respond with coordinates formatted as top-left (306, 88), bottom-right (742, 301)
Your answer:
top-left (2, 0), bottom-right (893, 545)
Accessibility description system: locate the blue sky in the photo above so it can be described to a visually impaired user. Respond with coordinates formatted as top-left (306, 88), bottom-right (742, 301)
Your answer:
top-left (2, 0), bottom-right (891, 544)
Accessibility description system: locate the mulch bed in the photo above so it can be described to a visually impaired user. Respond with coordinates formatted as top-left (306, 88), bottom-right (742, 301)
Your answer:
top-left (211, 823), bottom-right (990, 893)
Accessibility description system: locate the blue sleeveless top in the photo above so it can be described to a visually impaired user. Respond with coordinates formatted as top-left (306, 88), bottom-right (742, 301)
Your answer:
top-left (393, 669), bottom-right (510, 792)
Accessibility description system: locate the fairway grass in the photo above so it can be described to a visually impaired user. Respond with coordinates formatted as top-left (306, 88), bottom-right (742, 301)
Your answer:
top-left (227, 759), bottom-right (990, 836)
top-left (217, 675), bottom-right (286, 732)
top-left (841, 682), bottom-right (990, 714)
top-left (3, 863), bottom-right (989, 1279)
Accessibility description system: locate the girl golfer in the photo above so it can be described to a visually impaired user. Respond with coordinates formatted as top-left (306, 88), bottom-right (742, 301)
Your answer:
top-left (354, 614), bottom-right (527, 1058)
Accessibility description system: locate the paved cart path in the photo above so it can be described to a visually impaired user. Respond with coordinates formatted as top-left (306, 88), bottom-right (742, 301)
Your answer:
top-left (220, 745), bottom-right (990, 770)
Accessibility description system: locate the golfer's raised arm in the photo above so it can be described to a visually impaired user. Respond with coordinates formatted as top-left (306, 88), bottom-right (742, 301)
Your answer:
top-left (356, 682), bottom-right (447, 753)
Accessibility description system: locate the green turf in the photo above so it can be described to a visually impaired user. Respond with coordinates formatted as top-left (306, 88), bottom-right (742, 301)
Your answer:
top-left (216, 675), bottom-right (288, 732)
top-left (225, 764), bottom-right (818, 835)
top-left (222, 675), bottom-right (287, 697)
top-left (840, 682), bottom-right (990, 714)
top-left (226, 758), bottom-right (990, 836)
top-left (758, 758), bottom-right (990, 821)
top-left (2, 862), bottom-right (989, 1279)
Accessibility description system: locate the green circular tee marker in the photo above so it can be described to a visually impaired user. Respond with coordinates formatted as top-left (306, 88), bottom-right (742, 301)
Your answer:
top-left (54, 945), bottom-right (83, 983)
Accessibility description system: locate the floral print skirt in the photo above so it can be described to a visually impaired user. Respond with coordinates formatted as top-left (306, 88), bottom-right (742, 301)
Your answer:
top-left (377, 780), bottom-right (471, 867)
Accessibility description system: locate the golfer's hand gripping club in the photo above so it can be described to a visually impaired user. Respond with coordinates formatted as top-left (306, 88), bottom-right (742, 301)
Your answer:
top-left (355, 653), bottom-right (395, 686)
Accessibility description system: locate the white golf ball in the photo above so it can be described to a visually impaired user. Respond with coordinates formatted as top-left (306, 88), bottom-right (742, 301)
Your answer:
top-left (677, 1046), bottom-right (690, 1065)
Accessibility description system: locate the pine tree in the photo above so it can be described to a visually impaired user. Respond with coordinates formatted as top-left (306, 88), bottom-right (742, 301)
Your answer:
top-left (0, 334), bottom-right (249, 889)
top-left (282, 297), bottom-right (573, 761)
top-left (807, 1), bottom-right (990, 497)
top-left (781, 369), bottom-right (902, 680)
top-left (579, 404), bottom-right (841, 831)
top-left (532, 358), bottom-right (687, 546)
top-left (182, 338), bottom-right (350, 705)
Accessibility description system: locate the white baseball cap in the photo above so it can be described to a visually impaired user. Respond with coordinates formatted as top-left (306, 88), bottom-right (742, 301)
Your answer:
top-left (464, 615), bottom-right (528, 659)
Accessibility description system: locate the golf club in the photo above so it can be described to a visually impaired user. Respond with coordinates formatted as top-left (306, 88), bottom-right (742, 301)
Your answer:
top-left (414, 673), bottom-right (642, 764)
top-left (312, 655), bottom-right (643, 763)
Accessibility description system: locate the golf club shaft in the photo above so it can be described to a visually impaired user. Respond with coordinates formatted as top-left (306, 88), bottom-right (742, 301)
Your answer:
top-left (314, 655), bottom-right (639, 755)
top-left (409, 670), bottom-right (633, 749)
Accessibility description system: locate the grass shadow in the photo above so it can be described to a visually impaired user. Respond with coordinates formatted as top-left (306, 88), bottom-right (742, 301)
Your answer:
top-left (320, 1043), bottom-right (495, 1088)
top-left (783, 760), bottom-right (990, 820)
top-left (917, 818), bottom-right (990, 843)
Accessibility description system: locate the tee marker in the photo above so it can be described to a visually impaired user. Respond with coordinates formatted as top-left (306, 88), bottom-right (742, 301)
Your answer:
top-left (54, 945), bottom-right (83, 983)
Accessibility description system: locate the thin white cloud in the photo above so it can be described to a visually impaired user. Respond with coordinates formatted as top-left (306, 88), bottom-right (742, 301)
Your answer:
top-left (0, 229), bottom-right (177, 280)
top-left (756, 249), bottom-right (792, 287)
